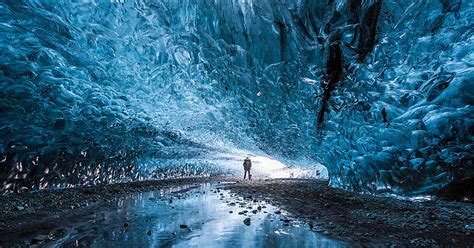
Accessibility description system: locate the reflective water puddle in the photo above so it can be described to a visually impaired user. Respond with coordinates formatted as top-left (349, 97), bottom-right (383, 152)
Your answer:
top-left (47, 183), bottom-right (341, 247)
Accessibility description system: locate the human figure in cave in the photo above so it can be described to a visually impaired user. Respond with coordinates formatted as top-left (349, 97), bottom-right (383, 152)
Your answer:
top-left (243, 157), bottom-right (252, 180)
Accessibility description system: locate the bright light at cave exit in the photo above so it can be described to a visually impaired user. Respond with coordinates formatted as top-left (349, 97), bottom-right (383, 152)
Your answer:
top-left (231, 155), bottom-right (328, 179)
top-left (251, 156), bottom-right (290, 178)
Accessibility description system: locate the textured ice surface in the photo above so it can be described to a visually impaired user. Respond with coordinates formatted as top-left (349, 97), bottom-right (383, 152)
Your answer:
top-left (0, 0), bottom-right (472, 194)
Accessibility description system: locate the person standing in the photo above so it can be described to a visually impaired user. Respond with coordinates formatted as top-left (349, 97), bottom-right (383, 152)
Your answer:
top-left (243, 157), bottom-right (252, 180)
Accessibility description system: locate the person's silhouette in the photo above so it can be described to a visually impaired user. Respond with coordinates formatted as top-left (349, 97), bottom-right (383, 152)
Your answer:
top-left (243, 157), bottom-right (252, 180)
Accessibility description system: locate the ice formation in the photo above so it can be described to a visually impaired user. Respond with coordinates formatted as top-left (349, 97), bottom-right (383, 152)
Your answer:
top-left (0, 0), bottom-right (472, 194)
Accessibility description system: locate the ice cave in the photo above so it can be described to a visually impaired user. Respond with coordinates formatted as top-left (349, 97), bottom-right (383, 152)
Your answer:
top-left (0, 0), bottom-right (473, 246)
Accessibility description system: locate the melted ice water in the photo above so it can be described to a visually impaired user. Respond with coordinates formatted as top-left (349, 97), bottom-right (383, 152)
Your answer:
top-left (49, 183), bottom-right (341, 247)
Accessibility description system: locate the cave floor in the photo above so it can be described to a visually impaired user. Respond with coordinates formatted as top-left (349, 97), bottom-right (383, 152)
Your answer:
top-left (0, 177), bottom-right (473, 247)
top-left (225, 179), bottom-right (474, 246)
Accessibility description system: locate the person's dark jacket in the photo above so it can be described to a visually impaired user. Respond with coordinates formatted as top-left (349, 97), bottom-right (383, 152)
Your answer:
top-left (243, 159), bottom-right (252, 170)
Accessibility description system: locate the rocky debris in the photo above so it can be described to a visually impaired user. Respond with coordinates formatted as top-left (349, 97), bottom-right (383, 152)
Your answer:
top-left (225, 179), bottom-right (474, 246)
top-left (179, 224), bottom-right (188, 229)
top-left (1, 177), bottom-right (471, 246)
top-left (410, 238), bottom-right (437, 246)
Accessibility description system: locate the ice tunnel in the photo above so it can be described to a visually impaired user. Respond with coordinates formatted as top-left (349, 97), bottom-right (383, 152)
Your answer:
top-left (0, 0), bottom-right (472, 195)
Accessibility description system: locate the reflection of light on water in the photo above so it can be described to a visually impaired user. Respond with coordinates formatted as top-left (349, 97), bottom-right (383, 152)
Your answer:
top-left (48, 183), bottom-right (340, 247)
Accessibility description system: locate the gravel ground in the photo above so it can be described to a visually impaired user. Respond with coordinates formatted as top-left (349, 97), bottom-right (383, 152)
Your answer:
top-left (1, 177), bottom-right (473, 247)
top-left (225, 179), bottom-right (474, 247)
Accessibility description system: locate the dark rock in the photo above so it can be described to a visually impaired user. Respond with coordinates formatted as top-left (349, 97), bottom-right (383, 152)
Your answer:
top-left (123, 223), bottom-right (129, 228)
top-left (243, 218), bottom-right (251, 226)
top-left (147, 230), bottom-right (152, 235)
top-left (179, 224), bottom-right (188, 229)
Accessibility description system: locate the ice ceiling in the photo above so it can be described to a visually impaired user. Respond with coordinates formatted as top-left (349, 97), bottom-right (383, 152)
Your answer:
top-left (0, 0), bottom-right (472, 194)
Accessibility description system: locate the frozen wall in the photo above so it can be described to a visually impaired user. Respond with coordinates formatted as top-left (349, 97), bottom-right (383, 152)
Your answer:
top-left (0, 0), bottom-right (472, 194)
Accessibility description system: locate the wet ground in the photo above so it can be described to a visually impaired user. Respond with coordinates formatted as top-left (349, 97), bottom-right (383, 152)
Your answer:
top-left (2, 178), bottom-right (473, 247)
top-left (226, 179), bottom-right (474, 247)
top-left (0, 181), bottom-right (340, 247)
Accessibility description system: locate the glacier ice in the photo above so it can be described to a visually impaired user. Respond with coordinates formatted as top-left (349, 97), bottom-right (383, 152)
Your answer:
top-left (0, 0), bottom-right (472, 195)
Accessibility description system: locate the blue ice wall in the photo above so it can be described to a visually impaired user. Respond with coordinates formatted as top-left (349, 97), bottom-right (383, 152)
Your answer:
top-left (0, 0), bottom-right (472, 194)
